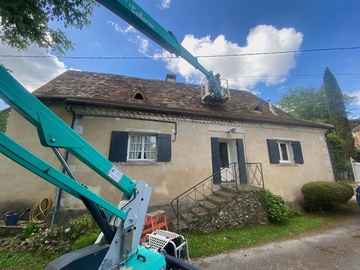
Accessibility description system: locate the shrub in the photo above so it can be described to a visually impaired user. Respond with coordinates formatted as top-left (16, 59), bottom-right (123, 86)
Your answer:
top-left (256, 189), bottom-right (289, 224)
top-left (72, 231), bottom-right (99, 251)
top-left (301, 181), bottom-right (354, 212)
top-left (0, 213), bottom-right (100, 254)
top-left (23, 222), bottom-right (39, 238)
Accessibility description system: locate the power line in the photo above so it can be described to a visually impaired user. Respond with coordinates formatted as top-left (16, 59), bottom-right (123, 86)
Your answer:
top-left (18, 73), bottom-right (360, 84)
top-left (0, 46), bottom-right (359, 60)
top-left (197, 46), bottom-right (360, 58)
top-left (225, 73), bottom-right (360, 79)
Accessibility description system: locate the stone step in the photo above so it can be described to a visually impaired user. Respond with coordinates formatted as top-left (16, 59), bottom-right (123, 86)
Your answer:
top-left (198, 200), bottom-right (218, 214)
top-left (190, 206), bottom-right (210, 218)
top-left (169, 219), bottom-right (188, 233)
top-left (219, 183), bottom-right (238, 193)
top-left (180, 213), bottom-right (199, 227)
top-left (206, 194), bottom-right (228, 206)
top-left (214, 190), bottom-right (236, 200)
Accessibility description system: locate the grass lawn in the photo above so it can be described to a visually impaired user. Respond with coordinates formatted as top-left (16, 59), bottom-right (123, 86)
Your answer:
top-left (187, 213), bottom-right (335, 258)
top-left (0, 202), bottom-right (357, 269)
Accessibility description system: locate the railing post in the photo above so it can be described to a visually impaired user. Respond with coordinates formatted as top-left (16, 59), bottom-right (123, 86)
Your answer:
top-left (259, 163), bottom-right (265, 189)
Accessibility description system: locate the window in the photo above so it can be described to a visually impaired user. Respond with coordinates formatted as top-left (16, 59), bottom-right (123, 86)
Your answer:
top-left (128, 135), bottom-right (157, 160)
top-left (278, 141), bottom-right (290, 162)
top-left (109, 131), bottom-right (171, 163)
top-left (267, 139), bottom-right (304, 164)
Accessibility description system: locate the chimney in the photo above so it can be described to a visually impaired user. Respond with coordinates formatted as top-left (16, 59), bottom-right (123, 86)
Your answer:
top-left (165, 73), bottom-right (176, 82)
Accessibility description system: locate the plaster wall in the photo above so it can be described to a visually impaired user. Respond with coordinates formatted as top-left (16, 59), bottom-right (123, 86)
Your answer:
top-left (243, 124), bottom-right (334, 202)
top-left (0, 102), bottom-right (335, 216)
top-left (0, 104), bottom-right (72, 215)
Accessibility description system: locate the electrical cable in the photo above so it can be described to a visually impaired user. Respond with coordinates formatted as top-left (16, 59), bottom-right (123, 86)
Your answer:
top-left (0, 46), bottom-right (359, 60)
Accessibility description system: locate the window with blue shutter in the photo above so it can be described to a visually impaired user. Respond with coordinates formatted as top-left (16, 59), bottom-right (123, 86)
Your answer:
top-left (267, 139), bottom-right (304, 164)
top-left (109, 131), bottom-right (171, 163)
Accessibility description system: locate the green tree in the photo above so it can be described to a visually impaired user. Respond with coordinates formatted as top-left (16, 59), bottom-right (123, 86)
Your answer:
top-left (327, 133), bottom-right (348, 180)
top-left (0, 108), bottom-right (10, 132)
top-left (0, 0), bottom-right (98, 55)
top-left (276, 86), bottom-right (330, 123)
top-left (276, 86), bottom-right (355, 123)
top-left (323, 67), bottom-right (356, 159)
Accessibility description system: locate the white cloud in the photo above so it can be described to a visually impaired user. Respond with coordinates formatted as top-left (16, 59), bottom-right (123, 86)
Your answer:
top-left (158, 0), bottom-right (172, 9)
top-left (108, 20), bottom-right (136, 34)
top-left (92, 42), bottom-right (101, 48)
top-left (138, 36), bottom-right (150, 54)
top-left (108, 20), bottom-right (151, 56)
top-left (154, 25), bottom-right (303, 90)
top-left (0, 44), bottom-right (66, 93)
top-left (351, 90), bottom-right (360, 106)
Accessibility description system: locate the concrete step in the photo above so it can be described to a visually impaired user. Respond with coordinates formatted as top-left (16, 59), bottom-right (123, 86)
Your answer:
top-left (169, 219), bottom-right (189, 233)
top-left (198, 200), bottom-right (218, 214)
top-left (181, 213), bottom-right (199, 227)
top-left (191, 206), bottom-right (210, 218)
top-left (214, 190), bottom-right (236, 200)
top-left (219, 183), bottom-right (238, 193)
top-left (206, 194), bottom-right (228, 206)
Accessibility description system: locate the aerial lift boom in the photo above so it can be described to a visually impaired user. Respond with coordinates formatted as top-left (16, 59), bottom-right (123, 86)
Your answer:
top-left (0, 0), bottom-right (214, 269)
top-left (0, 66), bottom-right (168, 269)
top-left (97, 0), bottom-right (229, 102)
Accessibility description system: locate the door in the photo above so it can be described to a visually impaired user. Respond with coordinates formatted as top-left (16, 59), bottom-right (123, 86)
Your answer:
top-left (219, 142), bottom-right (229, 168)
top-left (211, 137), bottom-right (247, 184)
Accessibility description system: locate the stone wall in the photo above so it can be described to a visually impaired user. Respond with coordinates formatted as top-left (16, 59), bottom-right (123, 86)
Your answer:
top-left (193, 191), bottom-right (268, 232)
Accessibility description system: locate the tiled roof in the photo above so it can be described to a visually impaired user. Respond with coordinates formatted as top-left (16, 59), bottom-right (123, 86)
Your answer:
top-left (34, 70), bottom-right (332, 129)
top-left (353, 125), bottom-right (360, 132)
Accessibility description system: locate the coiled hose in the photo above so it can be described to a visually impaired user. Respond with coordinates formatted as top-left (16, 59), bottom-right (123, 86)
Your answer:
top-left (29, 197), bottom-right (52, 223)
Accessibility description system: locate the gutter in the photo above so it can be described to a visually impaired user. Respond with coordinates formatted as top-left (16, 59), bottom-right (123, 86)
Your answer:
top-left (62, 98), bottom-right (333, 130)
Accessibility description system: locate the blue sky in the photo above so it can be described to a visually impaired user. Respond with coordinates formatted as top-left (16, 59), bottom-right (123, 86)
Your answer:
top-left (1, 0), bottom-right (360, 118)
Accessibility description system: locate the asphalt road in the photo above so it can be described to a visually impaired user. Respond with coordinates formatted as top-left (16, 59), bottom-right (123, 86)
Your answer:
top-left (192, 210), bottom-right (360, 270)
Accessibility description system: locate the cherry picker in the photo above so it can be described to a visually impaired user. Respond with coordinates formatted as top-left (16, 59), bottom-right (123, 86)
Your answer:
top-left (0, 0), bottom-right (228, 268)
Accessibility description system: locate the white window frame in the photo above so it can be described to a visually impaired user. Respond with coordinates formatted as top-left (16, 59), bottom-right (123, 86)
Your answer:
top-left (277, 141), bottom-right (292, 163)
top-left (127, 134), bottom-right (157, 161)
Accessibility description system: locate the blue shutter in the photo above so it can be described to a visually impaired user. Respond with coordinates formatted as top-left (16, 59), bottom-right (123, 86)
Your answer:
top-left (292, 141), bottom-right (304, 164)
top-left (109, 131), bottom-right (128, 162)
top-left (211, 137), bottom-right (221, 184)
top-left (157, 134), bottom-right (171, 162)
top-left (236, 139), bottom-right (247, 184)
top-left (267, 139), bottom-right (280, 164)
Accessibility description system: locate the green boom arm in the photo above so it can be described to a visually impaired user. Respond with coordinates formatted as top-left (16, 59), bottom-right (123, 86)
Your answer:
top-left (0, 66), bottom-right (134, 219)
top-left (97, 0), bottom-right (225, 101)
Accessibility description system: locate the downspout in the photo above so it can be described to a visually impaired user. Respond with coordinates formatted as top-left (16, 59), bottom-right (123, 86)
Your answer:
top-left (325, 128), bottom-right (337, 181)
top-left (51, 106), bottom-right (77, 225)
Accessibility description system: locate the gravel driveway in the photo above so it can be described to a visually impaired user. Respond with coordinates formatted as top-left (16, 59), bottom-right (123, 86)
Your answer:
top-left (192, 210), bottom-right (360, 270)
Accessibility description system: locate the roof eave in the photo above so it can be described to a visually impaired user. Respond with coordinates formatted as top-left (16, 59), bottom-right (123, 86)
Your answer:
top-left (61, 98), bottom-right (333, 130)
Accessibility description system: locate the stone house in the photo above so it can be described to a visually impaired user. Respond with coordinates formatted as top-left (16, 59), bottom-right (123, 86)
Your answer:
top-left (0, 70), bottom-right (335, 219)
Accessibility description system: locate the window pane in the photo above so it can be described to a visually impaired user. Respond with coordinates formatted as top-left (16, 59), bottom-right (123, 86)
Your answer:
top-left (128, 134), bottom-right (157, 160)
top-left (279, 143), bottom-right (289, 161)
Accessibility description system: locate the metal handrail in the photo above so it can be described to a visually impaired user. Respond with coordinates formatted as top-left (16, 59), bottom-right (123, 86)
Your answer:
top-left (170, 162), bottom-right (264, 231)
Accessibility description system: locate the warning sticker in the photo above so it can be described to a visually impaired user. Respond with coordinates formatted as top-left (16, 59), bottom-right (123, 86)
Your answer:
top-left (108, 166), bottom-right (123, 183)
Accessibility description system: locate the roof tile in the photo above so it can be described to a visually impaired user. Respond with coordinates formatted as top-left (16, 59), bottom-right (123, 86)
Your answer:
top-left (34, 70), bottom-right (332, 129)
